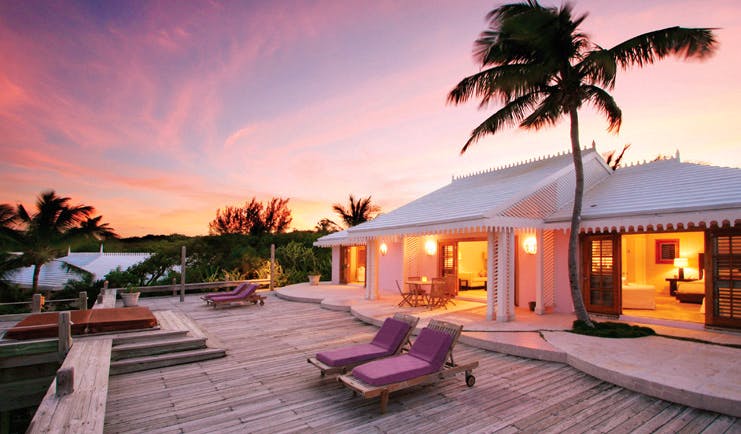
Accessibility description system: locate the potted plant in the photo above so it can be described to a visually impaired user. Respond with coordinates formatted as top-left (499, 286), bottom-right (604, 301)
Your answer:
top-left (308, 270), bottom-right (321, 286)
top-left (121, 284), bottom-right (140, 307)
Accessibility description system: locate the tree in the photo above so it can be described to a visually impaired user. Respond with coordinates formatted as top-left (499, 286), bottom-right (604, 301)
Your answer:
top-left (332, 194), bottom-right (381, 228)
top-left (448, 1), bottom-right (716, 326)
top-left (604, 144), bottom-right (631, 171)
top-left (1, 190), bottom-right (118, 291)
top-left (209, 197), bottom-right (293, 235)
top-left (315, 218), bottom-right (342, 233)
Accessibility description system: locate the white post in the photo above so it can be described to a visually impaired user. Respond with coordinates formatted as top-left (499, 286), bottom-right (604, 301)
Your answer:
top-left (535, 229), bottom-right (544, 315)
top-left (497, 229), bottom-right (515, 322)
top-left (366, 239), bottom-right (379, 300)
top-left (180, 246), bottom-right (186, 302)
top-left (270, 244), bottom-right (275, 291)
top-left (486, 231), bottom-right (496, 321)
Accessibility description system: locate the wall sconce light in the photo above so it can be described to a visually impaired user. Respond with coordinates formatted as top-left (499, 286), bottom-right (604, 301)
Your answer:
top-left (673, 257), bottom-right (688, 279)
top-left (379, 242), bottom-right (388, 256)
top-left (523, 236), bottom-right (537, 255)
top-left (424, 239), bottom-right (437, 256)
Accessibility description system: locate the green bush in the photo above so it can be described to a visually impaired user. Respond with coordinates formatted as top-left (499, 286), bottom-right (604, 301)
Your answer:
top-left (571, 320), bottom-right (655, 338)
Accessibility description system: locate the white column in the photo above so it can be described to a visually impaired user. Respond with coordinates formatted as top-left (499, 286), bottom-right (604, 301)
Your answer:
top-left (486, 230), bottom-right (496, 321)
top-left (496, 230), bottom-right (508, 322)
top-left (535, 229), bottom-right (544, 315)
top-left (506, 229), bottom-right (516, 321)
top-left (367, 239), bottom-right (379, 300)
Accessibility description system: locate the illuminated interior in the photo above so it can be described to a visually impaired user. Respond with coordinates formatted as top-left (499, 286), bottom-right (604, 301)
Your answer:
top-left (341, 245), bottom-right (366, 285)
top-left (457, 241), bottom-right (487, 290)
top-left (621, 231), bottom-right (705, 323)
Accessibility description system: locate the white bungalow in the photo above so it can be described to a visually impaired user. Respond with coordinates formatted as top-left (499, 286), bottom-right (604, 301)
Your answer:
top-left (7, 245), bottom-right (151, 290)
top-left (315, 146), bottom-right (741, 329)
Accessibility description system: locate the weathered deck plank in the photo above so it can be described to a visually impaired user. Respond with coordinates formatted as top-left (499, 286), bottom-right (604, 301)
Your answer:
top-left (104, 295), bottom-right (738, 433)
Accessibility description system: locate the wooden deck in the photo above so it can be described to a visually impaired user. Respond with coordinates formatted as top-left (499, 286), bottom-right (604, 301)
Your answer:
top-left (104, 294), bottom-right (740, 433)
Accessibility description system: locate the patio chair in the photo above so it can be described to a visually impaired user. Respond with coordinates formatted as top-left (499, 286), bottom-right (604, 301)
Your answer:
top-left (395, 280), bottom-right (415, 307)
top-left (201, 282), bottom-right (248, 303)
top-left (209, 284), bottom-right (265, 308)
top-left (338, 319), bottom-right (478, 413)
top-left (307, 313), bottom-right (419, 377)
top-left (428, 279), bottom-right (448, 309)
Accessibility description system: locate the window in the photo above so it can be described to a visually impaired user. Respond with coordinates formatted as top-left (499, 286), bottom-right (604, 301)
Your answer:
top-left (655, 239), bottom-right (679, 264)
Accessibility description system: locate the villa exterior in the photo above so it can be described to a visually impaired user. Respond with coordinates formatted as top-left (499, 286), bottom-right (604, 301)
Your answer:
top-left (315, 146), bottom-right (741, 329)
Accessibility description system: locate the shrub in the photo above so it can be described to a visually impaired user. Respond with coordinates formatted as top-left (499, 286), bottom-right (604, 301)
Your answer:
top-left (571, 320), bottom-right (655, 338)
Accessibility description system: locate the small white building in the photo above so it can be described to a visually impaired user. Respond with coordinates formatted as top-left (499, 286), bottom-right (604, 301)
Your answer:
top-left (6, 246), bottom-right (151, 290)
top-left (316, 147), bottom-right (741, 329)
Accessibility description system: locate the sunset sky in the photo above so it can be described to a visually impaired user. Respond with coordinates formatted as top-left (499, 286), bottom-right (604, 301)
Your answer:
top-left (1, 0), bottom-right (739, 237)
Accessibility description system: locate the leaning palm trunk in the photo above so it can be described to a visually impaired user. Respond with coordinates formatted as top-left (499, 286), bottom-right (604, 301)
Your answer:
top-left (32, 263), bottom-right (42, 293)
top-left (568, 109), bottom-right (592, 326)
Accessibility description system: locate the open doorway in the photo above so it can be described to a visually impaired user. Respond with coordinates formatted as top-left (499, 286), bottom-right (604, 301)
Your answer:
top-left (340, 246), bottom-right (366, 285)
top-left (457, 241), bottom-right (487, 299)
top-left (620, 232), bottom-right (705, 324)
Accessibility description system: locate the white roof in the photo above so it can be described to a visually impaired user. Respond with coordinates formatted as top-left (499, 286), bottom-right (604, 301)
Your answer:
top-left (316, 149), bottom-right (741, 247)
top-left (7, 252), bottom-right (151, 290)
top-left (547, 156), bottom-right (741, 231)
top-left (316, 148), bottom-right (609, 245)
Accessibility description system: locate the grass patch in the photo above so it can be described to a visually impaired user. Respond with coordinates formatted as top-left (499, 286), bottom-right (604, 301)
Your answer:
top-left (571, 320), bottom-right (655, 338)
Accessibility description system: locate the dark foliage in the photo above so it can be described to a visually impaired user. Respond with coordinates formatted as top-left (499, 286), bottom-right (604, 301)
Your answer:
top-left (209, 197), bottom-right (292, 235)
top-left (571, 320), bottom-right (655, 338)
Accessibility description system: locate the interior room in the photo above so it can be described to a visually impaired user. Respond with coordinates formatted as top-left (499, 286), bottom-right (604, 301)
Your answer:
top-left (341, 246), bottom-right (366, 285)
top-left (457, 241), bottom-right (487, 290)
top-left (621, 232), bottom-right (705, 324)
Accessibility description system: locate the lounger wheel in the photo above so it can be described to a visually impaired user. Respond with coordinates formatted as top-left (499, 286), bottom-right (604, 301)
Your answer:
top-left (259, 299), bottom-right (265, 305)
top-left (465, 373), bottom-right (476, 387)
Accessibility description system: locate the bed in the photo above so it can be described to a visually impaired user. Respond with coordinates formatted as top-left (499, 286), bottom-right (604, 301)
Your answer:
top-left (622, 283), bottom-right (656, 309)
top-left (676, 280), bottom-right (705, 304)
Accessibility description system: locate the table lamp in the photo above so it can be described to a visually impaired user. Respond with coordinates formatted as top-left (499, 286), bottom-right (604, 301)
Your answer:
top-left (674, 257), bottom-right (688, 279)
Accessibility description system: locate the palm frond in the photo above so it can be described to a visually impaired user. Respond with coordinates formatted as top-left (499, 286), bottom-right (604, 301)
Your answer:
top-left (461, 91), bottom-right (540, 153)
top-left (609, 27), bottom-right (717, 69)
top-left (579, 48), bottom-right (617, 89)
top-left (519, 91), bottom-right (564, 130)
top-left (448, 63), bottom-right (548, 107)
top-left (583, 85), bottom-right (622, 132)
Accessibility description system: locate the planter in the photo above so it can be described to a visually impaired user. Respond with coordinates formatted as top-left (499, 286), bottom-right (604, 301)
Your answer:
top-left (121, 292), bottom-right (141, 307)
top-left (308, 275), bottom-right (321, 286)
top-left (528, 301), bottom-right (536, 312)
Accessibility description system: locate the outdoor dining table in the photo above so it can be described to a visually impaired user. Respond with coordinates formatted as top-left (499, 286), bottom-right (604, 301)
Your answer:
top-left (404, 280), bottom-right (431, 307)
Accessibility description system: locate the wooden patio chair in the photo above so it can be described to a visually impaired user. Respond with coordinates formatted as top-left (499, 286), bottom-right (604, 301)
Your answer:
top-left (428, 279), bottom-right (448, 309)
top-left (395, 280), bottom-right (415, 307)
top-left (308, 313), bottom-right (419, 377)
top-left (338, 319), bottom-right (478, 413)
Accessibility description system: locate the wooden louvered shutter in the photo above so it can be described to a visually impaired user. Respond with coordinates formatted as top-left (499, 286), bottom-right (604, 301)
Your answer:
top-left (708, 229), bottom-right (741, 328)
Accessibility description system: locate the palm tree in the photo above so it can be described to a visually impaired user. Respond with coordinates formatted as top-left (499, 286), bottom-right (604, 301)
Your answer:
top-left (332, 194), bottom-right (381, 228)
top-left (448, 1), bottom-right (716, 326)
top-left (3, 190), bottom-right (118, 291)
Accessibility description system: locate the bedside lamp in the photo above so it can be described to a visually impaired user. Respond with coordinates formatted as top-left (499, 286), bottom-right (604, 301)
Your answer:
top-left (673, 257), bottom-right (689, 280)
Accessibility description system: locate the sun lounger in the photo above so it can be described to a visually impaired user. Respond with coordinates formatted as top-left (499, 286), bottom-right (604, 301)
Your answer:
top-left (307, 313), bottom-right (419, 377)
top-left (209, 283), bottom-right (265, 308)
top-left (338, 319), bottom-right (478, 413)
top-left (201, 282), bottom-right (249, 303)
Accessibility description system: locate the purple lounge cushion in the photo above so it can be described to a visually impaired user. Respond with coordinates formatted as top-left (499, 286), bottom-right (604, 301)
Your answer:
top-left (408, 328), bottom-right (453, 367)
top-left (351, 328), bottom-right (454, 386)
top-left (316, 343), bottom-right (388, 367)
top-left (203, 283), bottom-right (247, 299)
top-left (351, 354), bottom-right (436, 386)
top-left (210, 284), bottom-right (257, 302)
top-left (370, 317), bottom-right (411, 352)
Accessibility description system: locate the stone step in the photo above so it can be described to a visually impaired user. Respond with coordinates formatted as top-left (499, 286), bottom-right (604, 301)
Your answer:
top-left (109, 348), bottom-right (226, 375)
top-left (111, 329), bottom-right (189, 345)
top-left (111, 336), bottom-right (207, 361)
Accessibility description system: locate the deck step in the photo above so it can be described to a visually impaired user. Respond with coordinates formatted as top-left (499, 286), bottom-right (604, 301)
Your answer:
top-left (111, 329), bottom-right (189, 345)
top-left (109, 348), bottom-right (226, 375)
top-left (111, 336), bottom-right (207, 361)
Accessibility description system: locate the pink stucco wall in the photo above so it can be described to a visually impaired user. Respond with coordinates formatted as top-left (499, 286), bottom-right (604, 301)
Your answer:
top-left (378, 240), bottom-right (403, 296)
top-left (516, 240), bottom-right (536, 307)
top-left (553, 230), bottom-right (574, 313)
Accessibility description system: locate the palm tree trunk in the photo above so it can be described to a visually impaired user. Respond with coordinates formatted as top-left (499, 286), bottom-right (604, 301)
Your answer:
top-left (568, 108), bottom-right (594, 327)
top-left (32, 263), bottom-right (41, 293)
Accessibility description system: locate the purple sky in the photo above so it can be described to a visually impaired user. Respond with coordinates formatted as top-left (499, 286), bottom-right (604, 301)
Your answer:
top-left (1, 0), bottom-right (739, 236)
